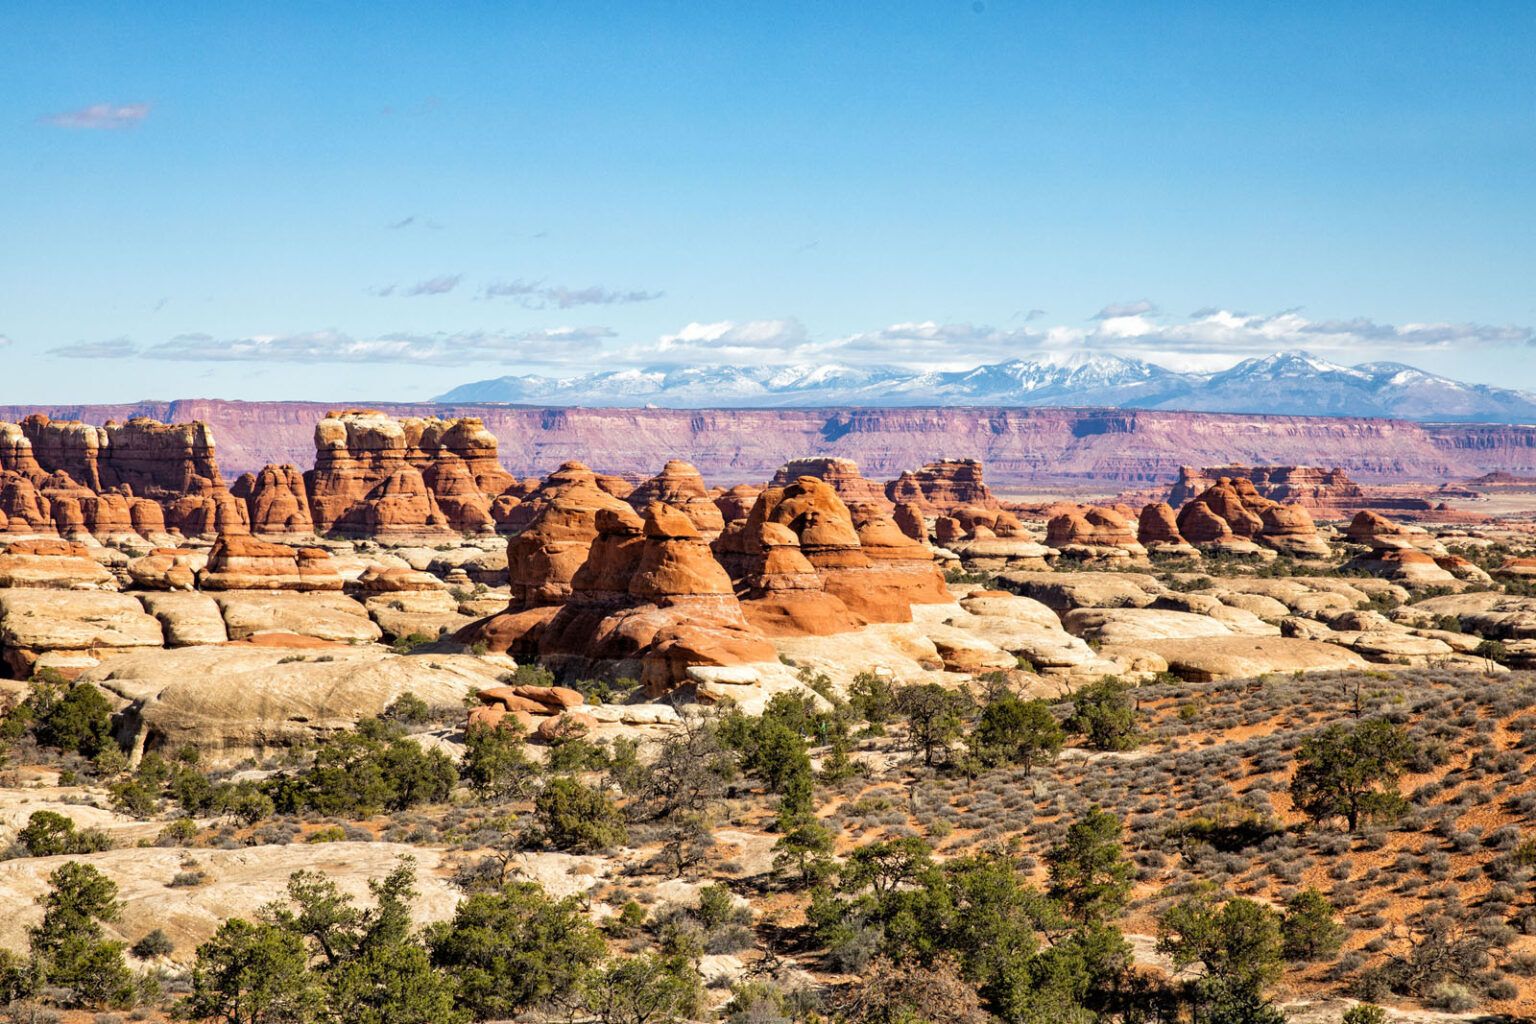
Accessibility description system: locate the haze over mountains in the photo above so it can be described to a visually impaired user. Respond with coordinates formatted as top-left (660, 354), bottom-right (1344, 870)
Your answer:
top-left (438, 350), bottom-right (1536, 422)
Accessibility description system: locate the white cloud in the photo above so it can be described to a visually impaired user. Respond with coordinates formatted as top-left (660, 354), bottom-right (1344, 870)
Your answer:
top-left (649, 319), bottom-right (810, 360)
top-left (41, 102), bottom-right (151, 129)
top-left (0, 334), bottom-right (12, 348)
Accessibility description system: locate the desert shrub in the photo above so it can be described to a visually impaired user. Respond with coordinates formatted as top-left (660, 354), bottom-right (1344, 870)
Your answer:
top-left (129, 930), bottom-right (173, 960)
top-left (1064, 677), bottom-right (1140, 751)
top-left (427, 882), bottom-right (605, 1020)
top-left (1342, 1006), bottom-right (1387, 1024)
top-left (534, 777), bottom-right (627, 852)
top-left (11, 811), bottom-right (112, 858)
top-left (1281, 889), bottom-right (1343, 961)
top-left (1289, 718), bottom-right (1414, 832)
top-left (262, 717), bottom-right (456, 817)
top-left (28, 862), bottom-right (136, 1009)
top-left (2, 674), bottom-right (116, 759)
top-left (381, 691), bottom-right (432, 725)
top-left (969, 694), bottom-right (1063, 773)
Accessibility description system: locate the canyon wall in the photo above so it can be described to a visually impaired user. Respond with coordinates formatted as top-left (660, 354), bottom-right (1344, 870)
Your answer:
top-left (2, 400), bottom-right (1534, 487)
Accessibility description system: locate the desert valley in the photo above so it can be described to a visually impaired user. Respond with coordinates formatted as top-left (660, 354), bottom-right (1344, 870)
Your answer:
top-left (0, 405), bottom-right (1532, 1021)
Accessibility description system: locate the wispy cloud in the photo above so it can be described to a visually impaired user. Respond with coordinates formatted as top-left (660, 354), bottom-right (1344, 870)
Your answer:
top-left (0, 334), bottom-right (12, 348)
top-left (49, 338), bottom-right (139, 359)
top-left (374, 274), bottom-right (463, 297)
top-left (1093, 299), bottom-right (1157, 320)
top-left (405, 274), bottom-right (462, 296)
top-left (140, 326), bottom-right (613, 365)
top-left (40, 102), bottom-right (151, 129)
top-left (481, 279), bottom-right (663, 309)
top-left (386, 216), bottom-right (443, 230)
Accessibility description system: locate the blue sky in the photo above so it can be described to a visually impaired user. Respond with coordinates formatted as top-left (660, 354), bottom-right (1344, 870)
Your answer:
top-left (2, 1), bottom-right (1533, 403)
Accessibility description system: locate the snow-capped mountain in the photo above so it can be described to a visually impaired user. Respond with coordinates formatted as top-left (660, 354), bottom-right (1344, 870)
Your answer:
top-left (434, 350), bottom-right (1536, 422)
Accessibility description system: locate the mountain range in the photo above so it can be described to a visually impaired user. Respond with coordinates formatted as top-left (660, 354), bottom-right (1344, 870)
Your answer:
top-left (435, 350), bottom-right (1536, 422)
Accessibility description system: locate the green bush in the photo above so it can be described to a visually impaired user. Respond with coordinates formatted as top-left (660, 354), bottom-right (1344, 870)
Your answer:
top-left (535, 777), bottom-right (627, 852)
top-left (3, 674), bottom-right (117, 758)
top-left (13, 810), bottom-right (112, 858)
top-left (263, 717), bottom-right (457, 817)
top-left (427, 881), bottom-right (605, 1020)
top-left (1064, 676), bottom-right (1141, 751)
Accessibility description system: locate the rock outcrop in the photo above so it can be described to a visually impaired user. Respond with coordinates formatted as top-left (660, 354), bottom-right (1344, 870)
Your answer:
top-left (1169, 465), bottom-right (1366, 508)
top-left (504, 462), bottom-right (636, 609)
top-left (1046, 506), bottom-right (1148, 562)
top-left (740, 476), bottom-right (950, 624)
top-left (307, 412), bottom-right (451, 536)
top-left (536, 502), bottom-right (779, 695)
top-left (714, 484), bottom-right (761, 524)
top-left (732, 521), bottom-right (860, 637)
top-left (769, 458), bottom-right (891, 511)
top-left (884, 459), bottom-right (998, 512)
top-left (1137, 502), bottom-right (1197, 557)
top-left (197, 535), bottom-right (345, 592)
top-left (627, 460), bottom-right (725, 536)
top-left (1175, 477), bottom-right (1330, 558)
top-left (239, 465), bottom-right (315, 535)
top-left (0, 415), bottom-right (244, 540)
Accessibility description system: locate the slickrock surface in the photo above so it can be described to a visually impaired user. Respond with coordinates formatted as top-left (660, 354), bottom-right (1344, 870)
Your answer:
top-left (0, 590), bottom-right (164, 676)
top-left (0, 843), bottom-right (461, 961)
top-left (0, 540), bottom-right (118, 590)
top-left (89, 642), bottom-right (497, 756)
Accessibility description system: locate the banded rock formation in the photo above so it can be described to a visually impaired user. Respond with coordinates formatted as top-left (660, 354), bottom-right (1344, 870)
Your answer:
top-left (769, 458), bottom-right (892, 511)
top-left (1175, 477), bottom-right (1330, 559)
top-left (884, 459), bottom-right (999, 513)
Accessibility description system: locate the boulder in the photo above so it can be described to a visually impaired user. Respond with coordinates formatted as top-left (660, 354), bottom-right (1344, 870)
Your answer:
top-left (137, 592), bottom-right (229, 647)
top-left (0, 590), bottom-right (163, 676)
top-left (88, 643), bottom-right (501, 759)
top-left (127, 548), bottom-right (206, 591)
top-left (1116, 636), bottom-right (1370, 681)
top-left (210, 591), bottom-right (382, 644)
